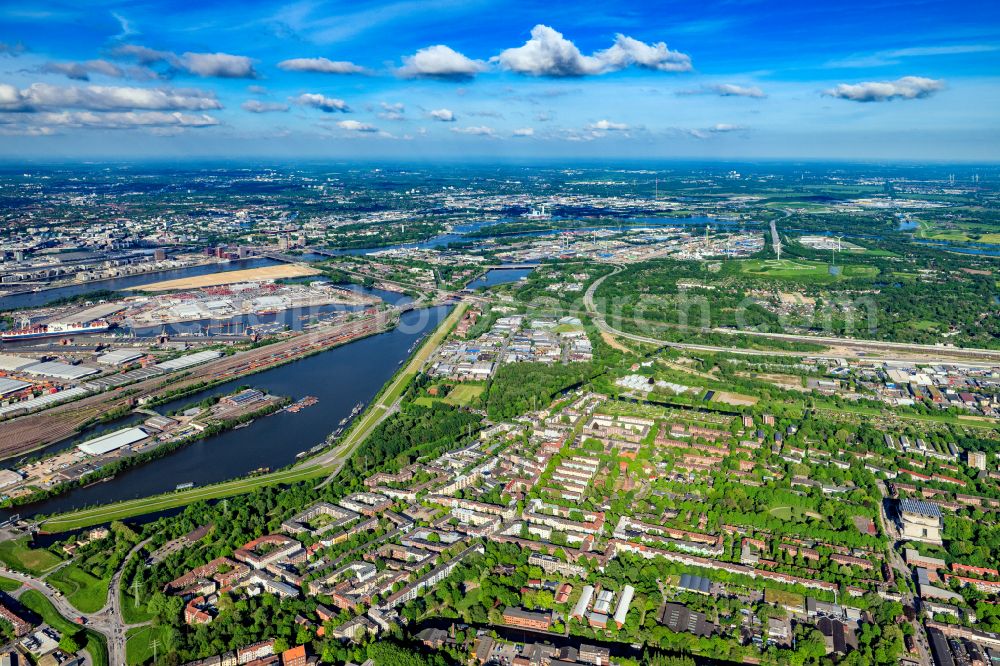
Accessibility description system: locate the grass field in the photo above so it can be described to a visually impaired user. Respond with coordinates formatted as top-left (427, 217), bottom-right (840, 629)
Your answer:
top-left (769, 505), bottom-right (825, 522)
top-left (740, 259), bottom-right (877, 281)
top-left (915, 219), bottom-right (1000, 244)
top-left (121, 586), bottom-right (156, 625)
top-left (443, 383), bottom-right (485, 406)
top-left (49, 564), bottom-right (109, 613)
top-left (20, 589), bottom-right (108, 666)
top-left (0, 575), bottom-right (21, 592)
top-left (0, 538), bottom-right (63, 575)
top-left (126, 625), bottom-right (172, 665)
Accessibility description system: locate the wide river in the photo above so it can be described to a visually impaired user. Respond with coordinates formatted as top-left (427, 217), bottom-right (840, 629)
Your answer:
top-left (0, 303), bottom-right (451, 523)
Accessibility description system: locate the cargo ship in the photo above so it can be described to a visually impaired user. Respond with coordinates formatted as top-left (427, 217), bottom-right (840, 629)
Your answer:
top-left (1, 319), bottom-right (112, 341)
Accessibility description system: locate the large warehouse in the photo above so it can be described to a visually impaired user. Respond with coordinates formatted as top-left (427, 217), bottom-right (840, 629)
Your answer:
top-left (0, 354), bottom-right (38, 372)
top-left (20, 361), bottom-right (100, 380)
top-left (0, 377), bottom-right (32, 398)
top-left (77, 427), bottom-right (149, 456)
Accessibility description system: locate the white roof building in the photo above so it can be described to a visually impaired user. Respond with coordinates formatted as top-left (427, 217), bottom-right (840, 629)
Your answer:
top-left (0, 377), bottom-right (31, 397)
top-left (0, 354), bottom-right (39, 372)
top-left (155, 350), bottom-right (223, 371)
top-left (96, 349), bottom-right (144, 366)
top-left (21, 361), bottom-right (99, 380)
top-left (572, 585), bottom-right (594, 619)
top-left (613, 585), bottom-right (635, 628)
top-left (77, 427), bottom-right (148, 455)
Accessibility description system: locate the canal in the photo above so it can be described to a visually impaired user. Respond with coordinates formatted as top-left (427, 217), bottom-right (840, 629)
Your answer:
top-left (0, 304), bottom-right (451, 522)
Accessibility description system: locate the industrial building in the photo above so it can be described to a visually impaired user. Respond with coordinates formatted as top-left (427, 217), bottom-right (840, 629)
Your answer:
top-left (20, 361), bottom-right (99, 380)
top-left (77, 427), bottom-right (149, 456)
top-left (0, 377), bottom-right (31, 397)
top-left (0, 386), bottom-right (90, 419)
top-left (155, 350), bottom-right (223, 372)
top-left (96, 349), bottom-right (145, 366)
top-left (0, 354), bottom-right (39, 372)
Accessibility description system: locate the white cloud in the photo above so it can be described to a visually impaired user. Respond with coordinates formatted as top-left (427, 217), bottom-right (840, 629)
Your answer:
top-left (512, 127), bottom-right (534, 137)
top-left (2, 110), bottom-right (219, 129)
top-left (827, 44), bottom-right (998, 68)
top-left (247, 85), bottom-right (268, 95)
top-left (588, 119), bottom-right (629, 131)
top-left (337, 119), bottom-right (377, 132)
top-left (42, 60), bottom-right (125, 81)
top-left (823, 76), bottom-right (944, 102)
top-left (680, 83), bottom-right (766, 98)
top-left (429, 108), bottom-right (455, 122)
top-left (686, 123), bottom-right (746, 138)
top-left (113, 45), bottom-right (257, 78)
top-left (377, 101), bottom-right (406, 120)
top-left (0, 84), bottom-right (25, 111)
top-left (278, 58), bottom-right (367, 74)
top-left (181, 52), bottom-right (257, 78)
top-left (398, 45), bottom-right (488, 79)
top-left (496, 25), bottom-right (691, 77)
top-left (450, 125), bottom-right (495, 136)
top-left (242, 100), bottom-right (289, 113)
top-left (293, 93), bottom-right (350, 112)
top-left (0, 82), bottom-right (222, 112)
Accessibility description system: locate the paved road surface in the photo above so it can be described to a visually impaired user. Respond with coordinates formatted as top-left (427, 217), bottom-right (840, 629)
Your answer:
top-left (1, 536), bottom-right (152, 665)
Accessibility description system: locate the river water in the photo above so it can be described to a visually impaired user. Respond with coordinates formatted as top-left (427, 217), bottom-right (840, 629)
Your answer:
top-left (0, 304), bottom-right (451, 523)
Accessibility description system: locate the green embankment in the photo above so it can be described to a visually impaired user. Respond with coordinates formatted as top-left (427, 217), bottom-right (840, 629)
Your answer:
top-left (19, 589), bottom-right (109, 666)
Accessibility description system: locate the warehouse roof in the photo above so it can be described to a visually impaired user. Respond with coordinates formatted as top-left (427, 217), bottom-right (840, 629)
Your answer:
top-left (0, 469), bottom-right (23, 489)
top-left (155, 350), bottom-right (223, 371)
top-left (0, 354), bottom-right (38, 372)
top-left (50, 301), bottom-right (125, 325)
top-left (96, 349), bottom-right (144, 366)
top-left (21, 361), bottom-right (99, 380)
top-left (0, 377), bottom-right (32, 397)
top-left (77, 427), bottom-right (148, 456)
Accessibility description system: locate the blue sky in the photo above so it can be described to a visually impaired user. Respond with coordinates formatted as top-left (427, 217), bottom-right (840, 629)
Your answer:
top-left (1, 0), bottom-right (998, 160)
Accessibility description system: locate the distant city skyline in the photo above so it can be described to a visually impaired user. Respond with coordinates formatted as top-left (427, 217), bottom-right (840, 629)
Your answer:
top-left (1, 0), bottom-right (998, 160)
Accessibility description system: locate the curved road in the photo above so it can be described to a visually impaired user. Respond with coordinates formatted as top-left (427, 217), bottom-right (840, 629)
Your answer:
top-left (1, 536), bottom-right (152, 665)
